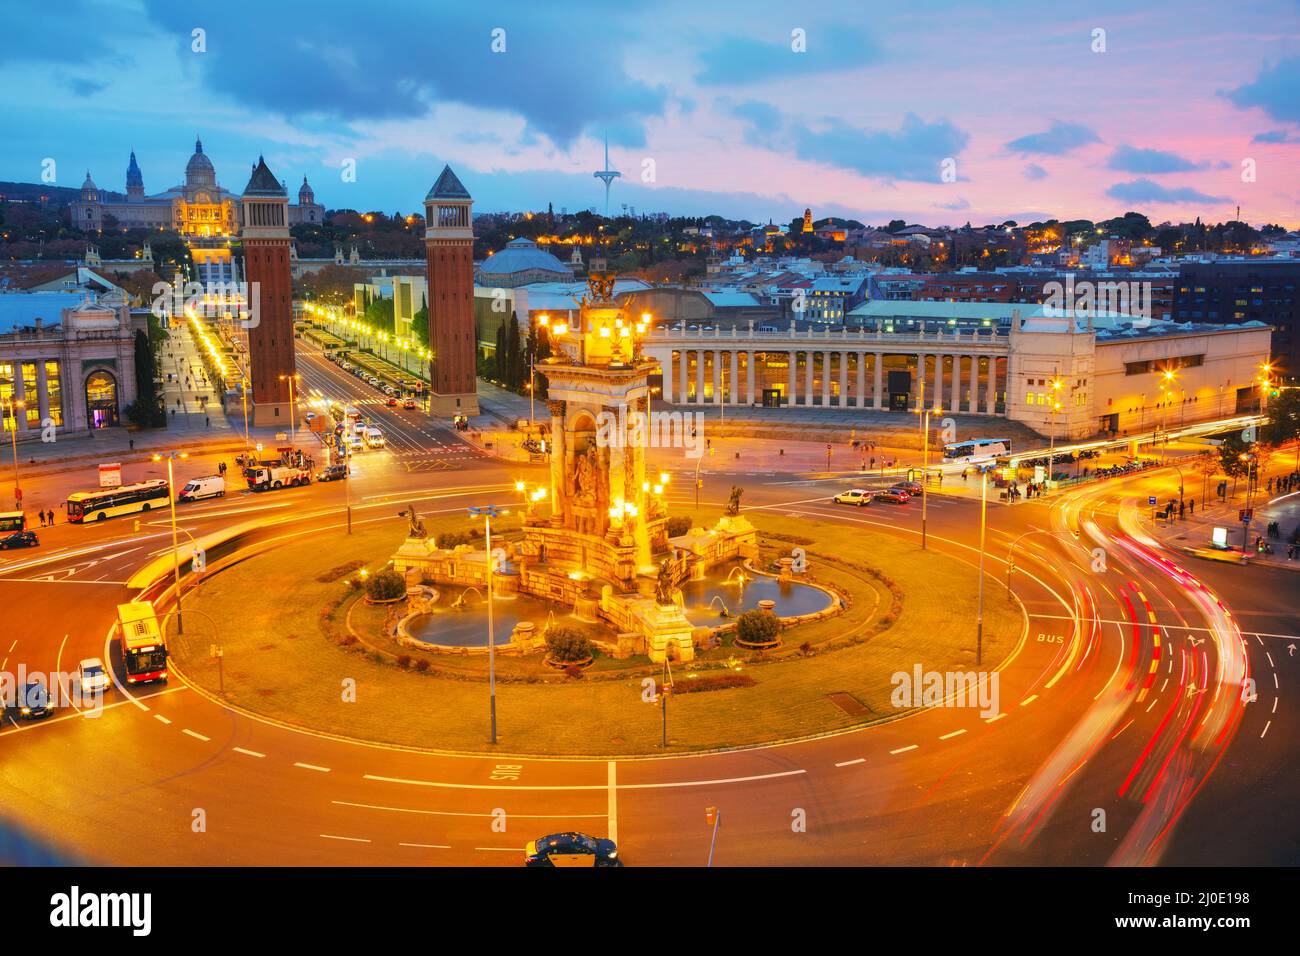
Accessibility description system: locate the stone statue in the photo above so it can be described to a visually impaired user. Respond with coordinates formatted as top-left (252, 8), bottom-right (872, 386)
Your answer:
top-left (404, 503), bottom-right (428, 539)
top-left (655, 557), bottom-right (676, 605)
top-left (726, 485), bottom-right (743, 516)
top-left (575, 444), bottom-right (598, 504)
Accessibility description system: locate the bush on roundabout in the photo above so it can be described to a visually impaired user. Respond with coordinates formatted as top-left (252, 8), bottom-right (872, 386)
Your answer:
top-left (735, 608), bottom-right (781, 647)
top-left (365, 568), bottom-right (407, 602)
top-left (545, 626), bottom-right (594, 663)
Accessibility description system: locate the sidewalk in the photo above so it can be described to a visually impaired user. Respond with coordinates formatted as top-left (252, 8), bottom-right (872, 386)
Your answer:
top-left (1151, 486), bottom-right (1300, 572)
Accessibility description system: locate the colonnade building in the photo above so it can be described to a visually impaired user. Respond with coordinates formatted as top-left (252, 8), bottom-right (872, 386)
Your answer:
top-left (639, 301), bottom-right (1272, 441)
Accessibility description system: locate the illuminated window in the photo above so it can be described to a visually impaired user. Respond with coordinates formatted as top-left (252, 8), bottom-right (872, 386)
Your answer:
top-left (44, 361), bottom-right (62, 427)
top-left (21, 363), bottom-right (38, 426)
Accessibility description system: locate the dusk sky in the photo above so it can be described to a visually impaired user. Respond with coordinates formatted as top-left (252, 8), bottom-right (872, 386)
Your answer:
top-left (3, 0), bottom-right (1298, 226)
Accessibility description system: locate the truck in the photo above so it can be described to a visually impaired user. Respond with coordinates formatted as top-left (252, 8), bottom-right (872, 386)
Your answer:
top-left (245, 463), bottom-right (312, 491)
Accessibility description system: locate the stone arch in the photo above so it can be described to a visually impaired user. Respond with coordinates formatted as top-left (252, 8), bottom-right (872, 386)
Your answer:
top-left (84, 368), bottom-right (119, 428)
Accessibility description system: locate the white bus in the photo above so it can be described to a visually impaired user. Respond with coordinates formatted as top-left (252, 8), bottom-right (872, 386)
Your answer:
top-left (67, 480), bottom-right (170, 523)
top-left (942, 438), bottom-right (1012, 464)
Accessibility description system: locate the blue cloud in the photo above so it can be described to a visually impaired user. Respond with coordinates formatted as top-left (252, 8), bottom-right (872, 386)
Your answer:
top-left (730, 100), bottom-right (785, 148)
top-left (136, 0), bottom-right (666, 147)
top-left (1106, 145), bottom-right (1205, 173)
top-left (1006, 121), bottom-right (1100, 155)
top-left (695, 26), bottom-right (881, 85)
top-left (793, 113), bottom-right (969, 182)
top-left (1252, 129), bottom-right (1299, 144)
top-left (1106, 178), bottom-right (1231, 205)
top-left (1023, 163), bottom-right (1048, 180)
top-left (1223, 56), bottom-right (1300, 124)
top-left (934, 197), bottom-right (970, 211)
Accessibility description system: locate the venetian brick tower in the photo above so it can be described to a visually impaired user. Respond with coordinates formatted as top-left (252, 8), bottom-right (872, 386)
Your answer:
top-left (422, 165), bottom-right (480, 417)
top-left (240, 156), bottom-right (295, 426)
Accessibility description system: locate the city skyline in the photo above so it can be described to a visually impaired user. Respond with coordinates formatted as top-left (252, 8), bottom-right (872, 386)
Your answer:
top-left (1, 0), bottom-right (1298, 226)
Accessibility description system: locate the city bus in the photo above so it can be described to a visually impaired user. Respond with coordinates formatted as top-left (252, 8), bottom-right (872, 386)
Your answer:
top-left (116, 602), bottom-right (168, 684)
top-left (67, 480), bottom-right (170, 523)
top-left (328, 401), bottom-right (362, 426)
top-left (942, 438), bottom-right (1013, 464)
top-left (0, 510), bottom-right (26, 532)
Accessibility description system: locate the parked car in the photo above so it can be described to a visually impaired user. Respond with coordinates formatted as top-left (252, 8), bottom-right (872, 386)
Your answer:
top-left (78, 658), bottom-right (111, 695)
top-left (17, 679), bottom-right (53, 719)
top-left (892, 480), bottom-right (924, 496)
top-left (524, 832), bottom-right (621, 867)
top-left (0, 530), bottom-right (39, 550)
top-left (832, 489), bottom-right (872, 507)
top-left (315, 463), bottom-right (350, 482)
top-left (875, 488), bottom-right (911, 504)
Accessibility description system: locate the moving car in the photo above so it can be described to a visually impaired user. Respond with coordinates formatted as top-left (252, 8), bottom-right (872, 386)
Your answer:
top-left (315, 463), bottom-right (349, 482)
top-left (347, 434), bottom-right (366, 453)
top-left (875, 488), bottom-right (911, 504)
top-left (177, 475), bottom-right (225, 502)
top-left (402, 398), bottom-right (417, 410)
top-left (832, 489), bottom-right (872, 507)
top-left (524, 832), bottom-right (621, 867)
top-left (17, 679), bottom-right (52, 719)
top-left (78, 658), bottom-right (111, 695)
top-left (892, 480), bottom-right (924, 496)
top-left (364, 427), bottom-right (385, 449)
top-left (0, 530), bottom-right (39, 549)
top-left (385, 397), bottom-right (398, 407)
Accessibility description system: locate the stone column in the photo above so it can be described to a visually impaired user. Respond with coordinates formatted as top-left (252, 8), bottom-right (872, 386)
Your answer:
top-left (679, 349), bottom-right (689, 404)
top-left (952, 355), bottom-right (963, 414)
top-left (856, 352), bottom-right (866, 408)
top-left (712, 349), bottom-right (722, 404)
top-left (838, 352), bottom-right (848, 407)
top-left (787, 350), bottom-right (797, 406)
top-left (11, 365), bottom-right (26, 431)
top-left (661, 350), bottom-right (674, 406)
top-left (985, 357), bottom-right (998, 414)
top-left (36, 362), bottom-right (50, 424)
top-left (730, 350), bottom-right (740, 405)
top-left (821, 351), bottom-right (832, 406)
top-left (747, 351), bottom-right (757, 405)
top-left (804, 351), bottom-right (815, 406)
top-left (696, 350), bottom-right (705, 406)
top-left (935, 355), bottom-right (946, 411)
top-left (873, 352), bottom-right (884, 408)
top-left (548, 400), bottom-right (566, 524)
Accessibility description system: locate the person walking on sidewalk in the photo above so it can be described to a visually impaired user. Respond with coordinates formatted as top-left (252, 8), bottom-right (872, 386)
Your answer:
top-left (1189, 499), bottom-right (1195, 515)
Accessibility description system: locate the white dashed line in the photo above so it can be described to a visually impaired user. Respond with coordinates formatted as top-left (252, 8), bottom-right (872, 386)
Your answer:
top-left (233, 747), bottom-right (266, 758)
top-left (320, 834), bottom-right (371, 843)
top-left (154, 714), bottom-right (171, 725)
top-left (834, 758), bottom-right (865, 767)
top-left (181, 728), bottom-right (210, 741)
top-left (1019, 695), bottom-right (1038, 706)
top-left (399, 843), bottom-right (450, 849)
top-left (475, 846), bottom-right (523, 852)
top-left (294, 762), bottom-right (331, 773)
top-left (1261, 720), bottom-right (1271, 739)
top-left (889, 744), bottom-right (918, 755)
top-left (985, 713), bottom-right (1007, 723)
top-left (939, 728), bottom-right (967, 740)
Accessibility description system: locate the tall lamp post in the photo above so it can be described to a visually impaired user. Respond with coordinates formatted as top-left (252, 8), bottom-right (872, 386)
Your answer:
top-left (1240, 452), bottom-right (1256, 552)
top-left (154, 451), bottom-right (189, 635)
top-left (919, 403), bottom-right (941, 550)
top-left (279, 373), bottom-right (301, 446)
top-left (468, 504), bottom-right (509, 744)
top-left (976, 466), bottom-right (987, 666)
top-left (4, 398), bottom-right (23, 510)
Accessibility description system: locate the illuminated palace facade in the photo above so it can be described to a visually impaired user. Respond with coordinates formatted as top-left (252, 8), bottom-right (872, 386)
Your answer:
top-left (69, 138), bottom-right (324, 238)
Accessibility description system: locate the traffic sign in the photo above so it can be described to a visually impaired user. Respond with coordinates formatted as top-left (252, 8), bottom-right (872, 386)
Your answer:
top-left (1148, 495), bottom-right (1157, 506)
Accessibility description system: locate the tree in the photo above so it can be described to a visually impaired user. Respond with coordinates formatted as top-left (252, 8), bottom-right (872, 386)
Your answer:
top-left (1261, 390), bottom-right (1300, 448)
top-left (124, 329), bottom-right (165, 427)
top-left (735, 609), bottom-right (780, 646)
top-left (506, 311), bottom-right (524, 390)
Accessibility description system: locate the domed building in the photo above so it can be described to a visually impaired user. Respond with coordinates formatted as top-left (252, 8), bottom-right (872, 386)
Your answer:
top-left (475, 237), bottom-right (571, 288)
top-left (68, 136), bottom-right (325, 236)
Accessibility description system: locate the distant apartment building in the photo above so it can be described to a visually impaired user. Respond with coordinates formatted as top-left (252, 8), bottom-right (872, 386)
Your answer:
top-left (1173, 259), bottom-right (1299, 376)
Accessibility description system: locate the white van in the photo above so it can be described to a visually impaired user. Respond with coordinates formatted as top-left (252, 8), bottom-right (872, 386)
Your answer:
top-left (177, 475), bottom-right (225, 502)
top-left (364, 427), bottom-right (385, 449)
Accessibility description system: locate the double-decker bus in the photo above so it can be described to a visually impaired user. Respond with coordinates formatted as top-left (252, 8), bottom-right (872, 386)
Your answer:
top-left (942, 438), bottom-right (1012, 464)
top-left (67, 480), bottom-right (170, 523)
top-left (116, 602), bottom-right (168, 684)
top-left (0, 510), bottom-right (26, 532)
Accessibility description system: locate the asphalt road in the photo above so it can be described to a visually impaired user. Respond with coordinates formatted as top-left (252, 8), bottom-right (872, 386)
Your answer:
top-left (1, 349), bottom-right (1293, 868)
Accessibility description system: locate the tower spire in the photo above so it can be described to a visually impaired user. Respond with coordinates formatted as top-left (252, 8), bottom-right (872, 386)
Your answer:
top-left (593, 131), bottom-right (621, 217)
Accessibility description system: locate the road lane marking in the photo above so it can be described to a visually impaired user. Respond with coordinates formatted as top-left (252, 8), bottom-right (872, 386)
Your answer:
top-left (475, 846), bottom-right (524, 852)
top-left (939, 729), bottom-right (967, 740)
top-left (363, 768), bottom-right (806, 791)
top-left (889, 745), bottom-right (918, 755)
top-left (985, 713), bottom-right (1007, 723)
top-left (834, 758), bottom-right (865, 767)
top-left (294, 762), bottom-right (331, 772)
top-left (607, 761), bottom-right (618, 844)
top-left (320, 834), bottom-right (371, 843)
top-left (154, 714), bottom-right (171, 725)
top-left (182, 728), bottom-right (210, 741)
top-left (331, 800), bottom-right (603, 819)
top-left (399, 843), bottom-right (450, 849)
top-left (1261, 720), bottom-right (1271, 738)
top-left (233, 747), bottom-right (266, 758)
top-left (1019, 695), bottom-right (1038, 706)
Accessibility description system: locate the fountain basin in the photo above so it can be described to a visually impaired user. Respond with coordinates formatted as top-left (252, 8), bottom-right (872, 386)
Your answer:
top-left (678, 561), bottom-right (836, 626)
top-left (398, 589), bottom-right (596, 652)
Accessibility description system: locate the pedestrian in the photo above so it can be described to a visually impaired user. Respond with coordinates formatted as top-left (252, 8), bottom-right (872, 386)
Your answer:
top-left (129, 439), bottom-right (134, 451)
top-left (1189, 499), bottom-right (1195, 515)
top-left (1179, 500), bottom-right (1185, 519)
top-left (46, 509), bottom-right (54, 526)
top-left (37, 511), bottom-right (45, 527)
top-left (205, 416), bottom-right (210, 429)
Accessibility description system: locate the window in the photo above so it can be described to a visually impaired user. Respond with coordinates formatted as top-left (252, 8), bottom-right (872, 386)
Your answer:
top-left (21, 363), bottom-right (38, 426)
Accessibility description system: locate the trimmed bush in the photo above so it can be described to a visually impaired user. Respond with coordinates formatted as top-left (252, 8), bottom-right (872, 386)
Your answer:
top-left (545, 626), bottom-right (594, 663)
top-left (666, 515), bottom-right (693, 537)
top-left (672, 672), bottom-right (756, 694)
top-left (735, 609), bottom-right (781, 647)
top-left (366, 569), bottom-right (407, 601)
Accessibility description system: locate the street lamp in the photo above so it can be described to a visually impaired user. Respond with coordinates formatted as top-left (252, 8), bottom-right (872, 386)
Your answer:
top-left (976, 466), bottom-right (987, 666)
top-left (279, 373), bottom-right (301, 446)
top-left (468, 504), bottom-right (510, 744)
top-left (918, 403), bottom-right (942, 550)
top-left (153, 451), bottom-right (190, 635)
top-left (4, 397), bottom-right (23, 510)
top-left (1240, 452), bottom-right (1257, 553)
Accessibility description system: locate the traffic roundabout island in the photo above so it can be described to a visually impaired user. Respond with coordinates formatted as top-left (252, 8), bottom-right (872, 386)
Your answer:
top-left (167, 509), bottom-right (1023, 757)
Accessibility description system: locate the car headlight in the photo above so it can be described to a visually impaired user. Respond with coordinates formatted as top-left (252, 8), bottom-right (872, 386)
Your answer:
top-left (607, 850), bottom-right (617, 859)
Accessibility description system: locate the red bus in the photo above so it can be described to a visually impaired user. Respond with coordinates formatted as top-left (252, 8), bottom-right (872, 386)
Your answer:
top-left (116, 602), bottom-right (168, 684)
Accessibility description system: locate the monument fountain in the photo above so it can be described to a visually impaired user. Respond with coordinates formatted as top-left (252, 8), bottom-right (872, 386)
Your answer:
top-left (392, 269), bottom-right (762, 662)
